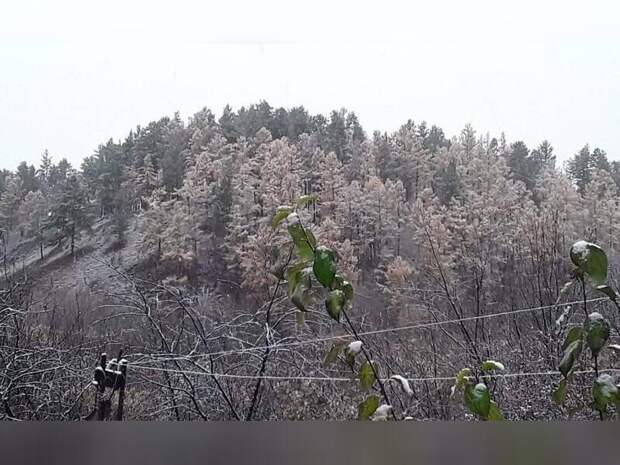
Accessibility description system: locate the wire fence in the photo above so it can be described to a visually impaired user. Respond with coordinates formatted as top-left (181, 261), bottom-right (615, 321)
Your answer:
top-left (127, 363), bottom-right (620, 384)
top-left (129, 297), bottom-right (608, 364)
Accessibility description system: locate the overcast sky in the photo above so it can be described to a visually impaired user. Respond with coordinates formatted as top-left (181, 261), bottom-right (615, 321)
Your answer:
top-left (1, 0), bottom-right (618, 170)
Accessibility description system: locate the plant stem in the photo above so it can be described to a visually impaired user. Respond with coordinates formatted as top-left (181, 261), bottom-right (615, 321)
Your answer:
top-left (341, 308), bottom-right (398, 421)
top-left (581, 278), bottom-right (588, 318)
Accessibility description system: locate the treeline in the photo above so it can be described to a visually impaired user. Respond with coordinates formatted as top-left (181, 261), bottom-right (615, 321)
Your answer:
top-left (0, 101), bottom-right (618, 290)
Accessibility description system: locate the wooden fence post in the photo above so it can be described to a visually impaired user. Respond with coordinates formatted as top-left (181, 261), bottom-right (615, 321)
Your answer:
top-left (89, 351), bottom-right (128, 421)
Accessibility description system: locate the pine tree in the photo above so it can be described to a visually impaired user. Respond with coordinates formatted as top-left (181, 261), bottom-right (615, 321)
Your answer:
top-left (566, 145), bottom-right (593, 194)
top-left (259, 138), bottom-right (302, 213)
top-left (47, 175), bottom-right (93, 256)
top-left (138, 187), bottom-right (170, 259)
top-left (18, 190), bottom-right (48, 259)
top-left (314, 151), bottom-right (345, 220)
top-left (0, 176), bottom-right (22, 240)
top-left (219, 104), bottom-right (238, 142)
top-left (583, 168), bottom-right (619, 251)
top-left (393, 123), bottom-right (433, 201)
top-left (38, 149), bottom-right (53, 189)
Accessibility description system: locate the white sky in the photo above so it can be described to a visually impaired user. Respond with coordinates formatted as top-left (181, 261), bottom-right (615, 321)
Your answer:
top-left (1, 0), bottom-right (618, 170)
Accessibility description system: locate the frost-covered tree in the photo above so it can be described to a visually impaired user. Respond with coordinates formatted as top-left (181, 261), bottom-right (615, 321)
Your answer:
top-left (0, 176), bottom-right (22, 239)
top-left (259, 138), bottom-right (302, 212)
top-left (18, 190), bottom-right (48, 259)
top-left (138, 187), bottom-right (170, 259)
top-left (314, 151), bottom-right (345, 220)
top-left (47, 174), bottom-right (93, 256)
top-left (582, 168), bottom-right (619, 252)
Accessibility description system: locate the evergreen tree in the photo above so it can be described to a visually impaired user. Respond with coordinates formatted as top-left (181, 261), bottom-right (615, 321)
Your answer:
top-left (16, 162), bottom-right (39, 197)
top-left (219, 104), bottom-right (238, 142)
top-left (530, 140), bottom-right (555, 172)
top-left (18, 190), bottom-right (48, 259)
top-left (0, 176), bottom-right (22, 239)
top-left (47, 175), bottom-right (93, 256)
top-left (566, 145), bottom-right (593, 194)
top-left (37, 150), bottom-right (54, 193)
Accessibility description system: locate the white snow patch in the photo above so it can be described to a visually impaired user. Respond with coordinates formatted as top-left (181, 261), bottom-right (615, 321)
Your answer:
top-left (390, 375), bottom-right (413, 396)
top-left (347, 341), bottom-right (362, 355)
top-left (572, 240), bottom-right (590, 261)
top-left (371, 404), bottom-right (392, 421)
top-left (588, 312), bottom-right (604, 322)
top-left (286, 212), bottom-right (300, 226)
top-left (555, 306), bottom-right (571, 326)
top-left (484, 360), bottom-right (505, 371)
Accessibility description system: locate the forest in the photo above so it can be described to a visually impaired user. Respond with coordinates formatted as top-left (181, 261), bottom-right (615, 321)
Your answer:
top-left (1, 101), bottom-right (619, 421)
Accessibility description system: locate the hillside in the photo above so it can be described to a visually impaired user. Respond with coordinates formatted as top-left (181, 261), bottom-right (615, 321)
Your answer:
top-left (1, 103), bottom-right (620, 421)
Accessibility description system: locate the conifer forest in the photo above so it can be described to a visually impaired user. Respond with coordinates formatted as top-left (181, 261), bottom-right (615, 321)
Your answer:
top-left (2, 102), bottom-right (620, 421)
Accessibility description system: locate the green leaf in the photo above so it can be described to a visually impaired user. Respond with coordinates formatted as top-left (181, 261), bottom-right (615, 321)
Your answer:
top-left (357, 395), bottom-right (380, 420)
top-left (286, 267), bottom-right (301, 296)
top-left (296, 195), bottom-right (317, 208)
top-left (288, 265), bottom-right (313, 312)
top-left (553, 378), bottom-right (568, 406)
top-left (291, 284), bottom-right (313, 312)
top-left (487, 401), bottom-right (504, 421)
top-left (333, 274), bottom-right (354, 301)
top-left (345, 352), bottom-right (356, 369)
top-left (464, 383), bottom-right (491, 419)
top-left (559, 339), bottom-right (583, 378)
top-left (481, 360), bottom-right (505, 372)
top-left (585, 312), bottom-right (610, 357)
top-left (286, 263), bottom-right (311, 295)
top-left (271, 206), bottom-right (293, 228)
top-left (562, 326), bottom-right (583, 351)
top-left (305, 229), bottom-right (317, 249)
top-left (325, 289), bottom-right (345, 322)
top-left (323, 341), bottom-right (348, 368)
top-left (313, 246), bottom-right (337, 289)
top-left (359, 360), bottom-right (377, 391)
top-left (287, 214), bottom-right (314, 261)
top-left (592, 374), bottom-right (619, 417)
top-left (454, 368), bottom-right (472, 390)
top-left (570, 241), bottom-right (608, 286)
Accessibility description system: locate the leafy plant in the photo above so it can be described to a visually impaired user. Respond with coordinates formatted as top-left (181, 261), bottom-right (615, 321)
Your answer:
top-left (272, 197), bottom-right (395, 420)
top-left (569, 240), bottom-right (620, 309)
top-left (450, 362), bottom-right (505, 420)
top-left (553, 241), bottom-right (617, 419)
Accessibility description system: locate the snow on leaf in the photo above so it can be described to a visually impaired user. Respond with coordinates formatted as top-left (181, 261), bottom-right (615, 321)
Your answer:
top-left (371, 404), bottom-right (392, 421)
top-left (390, 375), bottom-right (413, 396)
top-left (347, 340), bottom-right (362, 355)
top-left (481, 360), bottom-right (505, 372)
top-left (286, 212), bottom-right (300, 227)
top-left (555, 306), bottom-right (571, 327)
top-left (571, 240), bottom-right (589, 261)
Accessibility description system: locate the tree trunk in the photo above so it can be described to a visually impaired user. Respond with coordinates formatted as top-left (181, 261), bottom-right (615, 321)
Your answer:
top-left (71, 225), bottom-right (75, 257)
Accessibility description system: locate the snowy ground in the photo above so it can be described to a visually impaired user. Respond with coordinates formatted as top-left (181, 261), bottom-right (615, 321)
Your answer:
top-left (3, 216), bottom-right (144, 293)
